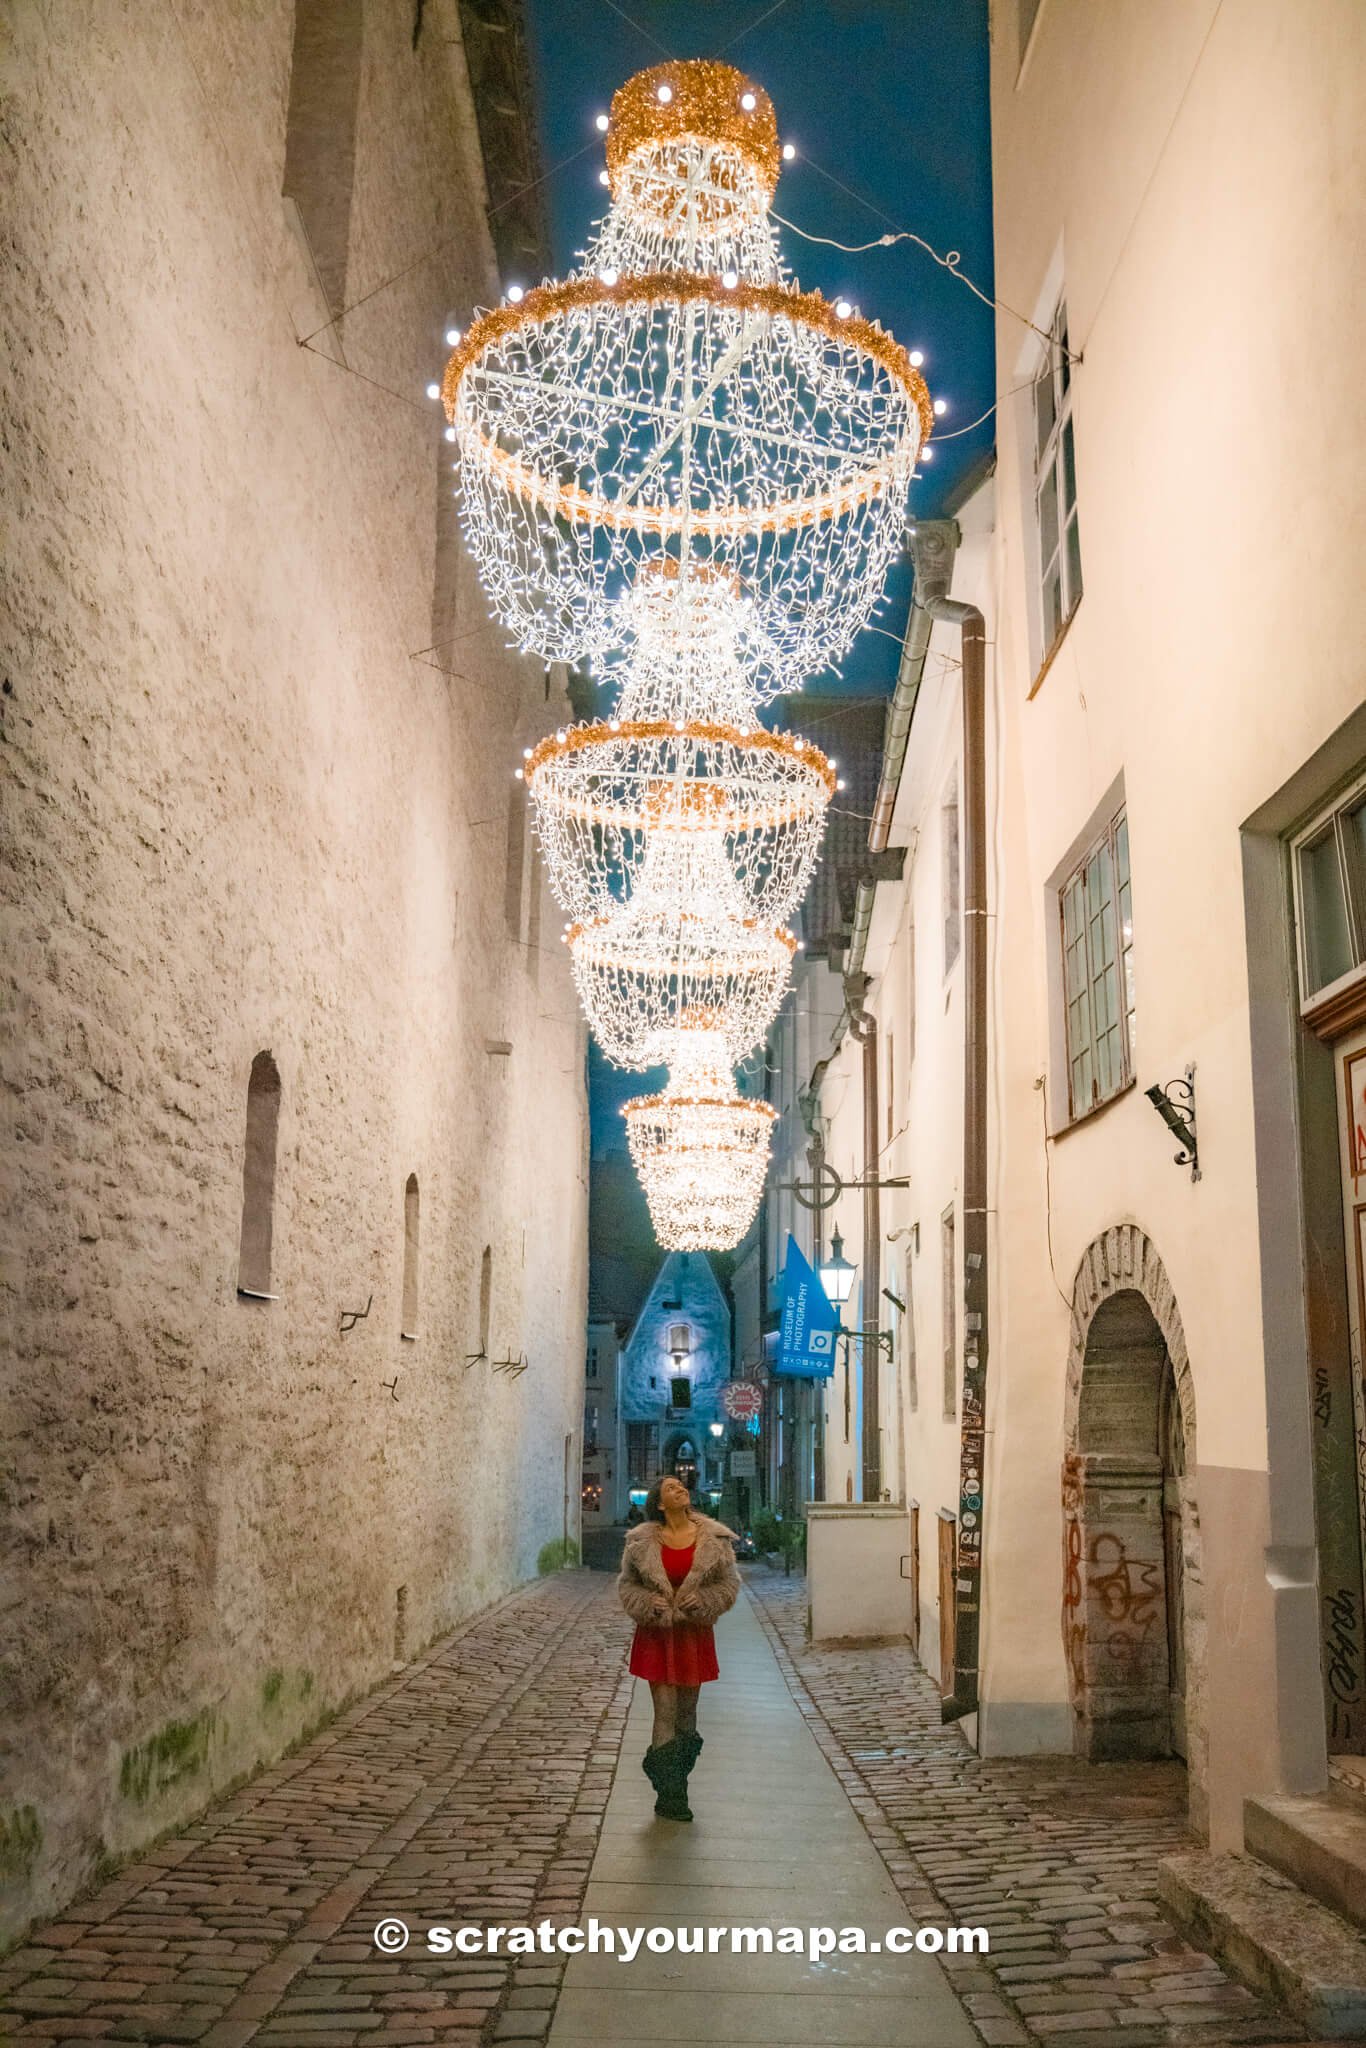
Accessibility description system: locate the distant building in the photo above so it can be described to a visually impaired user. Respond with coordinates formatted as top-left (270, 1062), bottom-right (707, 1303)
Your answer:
top-left (581, 1313), bottom-right (626, 1527)
top-left (620, 1254), bottom-right (732, 1505)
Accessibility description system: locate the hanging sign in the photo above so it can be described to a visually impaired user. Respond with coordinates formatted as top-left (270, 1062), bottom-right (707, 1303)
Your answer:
top-left (776, 1234), bottom-right (839, 1379)
top-left (721, 1381), bottom-right (764, 1421)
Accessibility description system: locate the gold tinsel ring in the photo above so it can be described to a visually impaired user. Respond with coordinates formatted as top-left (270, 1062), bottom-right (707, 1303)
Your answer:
top-left (523, 717), bottom-right (836, 791)
top-left (443, 270), bottom-right (931, 423)
top-left (605, 61), bottom-right (781, 202)
top-left (623, 1092), bottom-right (778, 1120)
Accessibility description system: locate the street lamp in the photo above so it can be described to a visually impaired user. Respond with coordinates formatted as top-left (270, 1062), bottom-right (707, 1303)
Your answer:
top-left (708, 1421), bottom-right (725, 1439)
top-left (819, 1231), bottom-right (857, 1319)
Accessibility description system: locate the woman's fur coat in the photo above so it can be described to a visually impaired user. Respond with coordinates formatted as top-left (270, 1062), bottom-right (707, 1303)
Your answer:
top-left (617, 1514), bottom-right (742, 1629)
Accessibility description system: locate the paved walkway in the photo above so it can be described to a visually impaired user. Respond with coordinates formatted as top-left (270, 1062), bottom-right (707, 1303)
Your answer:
top-left (3, 1566), bottom-right (1315, 2048)
top-left (547, 1589), bottom-right (977, 2048)
top-left (746, 1572), bottom-right (1308, 2048)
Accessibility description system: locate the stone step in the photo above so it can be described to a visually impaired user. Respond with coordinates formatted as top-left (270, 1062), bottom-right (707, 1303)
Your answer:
top-left (1158, 1847), bottom-right (1366, 2039)
top-left (1331, 1756), bottom-right (1366, 1817)
top-left (1247, 1792), bottom-right (1366, 1930)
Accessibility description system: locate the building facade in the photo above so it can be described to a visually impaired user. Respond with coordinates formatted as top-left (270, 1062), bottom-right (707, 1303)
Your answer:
top-left (620, 1254), bottom-right (732, 1505)
top-left (800, 0), bottom-right (1366, 1854)
top-left (581, 1315), bottom-right (626, 1527)
top-left (1, 0), bottom-right (588, 1941)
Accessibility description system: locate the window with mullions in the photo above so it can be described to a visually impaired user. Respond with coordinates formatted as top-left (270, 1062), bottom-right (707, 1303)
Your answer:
top-left (1060, 808), bottom-right (1135, 1119)
top-left (1034, 298), bottom-right (1082, 658)
top-left (1293, 777), bottom-right (1366, 1000)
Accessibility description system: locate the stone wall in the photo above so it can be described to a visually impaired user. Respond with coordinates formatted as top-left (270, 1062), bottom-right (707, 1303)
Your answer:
top-left (0, 0), bottom-right (588, 1939)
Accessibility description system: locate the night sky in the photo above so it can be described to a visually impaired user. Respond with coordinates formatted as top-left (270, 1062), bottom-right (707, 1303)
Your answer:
top-left (516, 0), bottom-right (995, 1163)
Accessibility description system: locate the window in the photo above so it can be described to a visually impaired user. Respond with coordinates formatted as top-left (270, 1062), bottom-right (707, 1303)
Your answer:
top-left (401, 1175), bottom-right (420, 1338)
top-left (668, 1323), bottom-right (691, 1356)
top-left (943, 777), bottom-right (961, 973)
top-left (282, 0), bottom-right (363, 321)
top-left (1060, 806), bottom-right (1135, 1118)
top-left (904, 1245), bottom-right (918, 1413)
top-left (238, 1052), bottom-right (281, 1298)
top-left (586, 1344), bottom-right (599, 1380)
top-left (1034, 297), bottom-right (1082, 658)
top-left (478, 1245), bottom-right (492, 1354)
top-left (626, 1421), bottom-right (659, 1485)
top-left (942, 1206), bottom-right (957, 1420)
top-left (669, 1376), bottom-right (692, 1410)
top-left (584, 1402), bottom-right (599, 1452)
top-left (1293, 777), bottom-right (1366, 1000)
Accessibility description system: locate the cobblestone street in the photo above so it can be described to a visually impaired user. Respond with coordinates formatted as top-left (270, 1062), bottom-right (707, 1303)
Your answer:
top-left (3, 1570), bottom-right (1318, 2047)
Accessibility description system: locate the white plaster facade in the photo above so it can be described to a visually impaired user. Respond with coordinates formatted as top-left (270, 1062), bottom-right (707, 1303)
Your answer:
top-left (802, 0), bottom-right (1366, 1852)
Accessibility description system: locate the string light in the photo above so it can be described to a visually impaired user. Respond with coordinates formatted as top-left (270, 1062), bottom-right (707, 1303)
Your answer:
top-left (442, 60), bottom-right (931, 700)
top-left (623, 1027), bottom-right (776, 1249)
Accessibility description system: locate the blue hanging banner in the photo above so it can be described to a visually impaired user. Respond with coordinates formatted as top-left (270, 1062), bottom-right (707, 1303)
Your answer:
top-left (776, 1234), bottom-right (839, 1379)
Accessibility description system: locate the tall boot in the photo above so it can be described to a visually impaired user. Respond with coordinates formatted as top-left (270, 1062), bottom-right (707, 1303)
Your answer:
top-left (650, 1736), bottom-right (693, 1822)
top-left (676, 1730), bottom-right (703, 1806)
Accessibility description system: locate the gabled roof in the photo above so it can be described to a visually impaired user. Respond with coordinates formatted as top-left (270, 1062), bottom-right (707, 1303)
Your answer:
top-left (624, 1250), bottom-right (728, 1354)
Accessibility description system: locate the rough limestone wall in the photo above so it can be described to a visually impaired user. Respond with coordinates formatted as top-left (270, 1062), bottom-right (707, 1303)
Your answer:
top-left (0, 0), bottom-right (588, 1940)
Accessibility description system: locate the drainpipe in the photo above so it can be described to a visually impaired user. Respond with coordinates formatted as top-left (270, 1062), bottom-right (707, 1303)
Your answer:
top-left (796, 1081), bottom-right (828, 1501)
top-left (845, 979), bottom-right (881, 1501)
top-left (911, 527), bottom-right (989, 1728)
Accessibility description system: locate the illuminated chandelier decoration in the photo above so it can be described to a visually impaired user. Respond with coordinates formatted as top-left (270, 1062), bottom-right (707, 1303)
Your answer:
top-left (438, 60), bottom-right (929, 1248)
top-left (624, 1025), bottom-right (777, 1251)
top-left (568, 807), bottom-right (797, 1069)
top-left (441, 62), bottom-right (933, 698)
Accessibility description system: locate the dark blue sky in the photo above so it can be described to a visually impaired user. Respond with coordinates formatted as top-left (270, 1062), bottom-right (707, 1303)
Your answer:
top-left (516, 0), bottom-right (995, 1154)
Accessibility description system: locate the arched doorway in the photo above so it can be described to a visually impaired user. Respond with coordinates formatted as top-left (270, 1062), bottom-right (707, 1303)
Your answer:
top-left (1062, 1227), bottom-right (1206, 1828)
top-left (664, 1433), bottom-right (699, 1490)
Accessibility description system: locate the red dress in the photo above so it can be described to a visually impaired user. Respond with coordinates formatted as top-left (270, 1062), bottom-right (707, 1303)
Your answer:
top-left (628, 1540), bottom-right (721, 1685)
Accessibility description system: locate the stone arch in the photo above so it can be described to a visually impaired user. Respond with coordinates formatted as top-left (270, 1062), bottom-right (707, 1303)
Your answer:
top-left (1061, 1225), bottom-right (1207, 1833)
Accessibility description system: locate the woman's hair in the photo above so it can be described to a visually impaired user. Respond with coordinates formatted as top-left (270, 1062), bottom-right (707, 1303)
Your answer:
top-left (643, 1473), bottom-right (690, 1524)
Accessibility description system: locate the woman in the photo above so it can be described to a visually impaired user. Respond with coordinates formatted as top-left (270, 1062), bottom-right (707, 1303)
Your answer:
top-left (617, 1474), bottom-right (741, 1822)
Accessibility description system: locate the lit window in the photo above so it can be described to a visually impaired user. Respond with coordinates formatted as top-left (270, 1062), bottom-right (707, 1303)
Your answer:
top-left (1293, 778), bottom-right (1366, 1000)
top-left (1034, 297), bottom-right (1082, 661)
top-left (1059, 806), bottom-right (1134, 1118)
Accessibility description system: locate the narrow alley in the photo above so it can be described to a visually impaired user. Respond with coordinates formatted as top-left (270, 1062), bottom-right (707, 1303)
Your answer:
top-left (3, 1570), bottom-right (1311, 2048)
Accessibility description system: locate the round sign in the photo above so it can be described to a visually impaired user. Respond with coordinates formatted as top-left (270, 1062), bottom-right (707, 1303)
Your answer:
top-left (721, 1381), bottom-right (764, 1421)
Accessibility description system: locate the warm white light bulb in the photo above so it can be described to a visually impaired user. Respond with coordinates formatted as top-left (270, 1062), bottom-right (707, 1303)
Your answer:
top-left (722, 270), bottom-right (739, 290)
top-left (657, 83), bottom-right (673, 104)
top-left (444, 425), bottom-right (457, 442)
top-left (506, 284), bottom-right (525, 304)
top-left (909, 349), bottom-right (925, 368)
top-left (600, 267), bottom-right (619, 286)
top-left (426, 382), bottom-right (440, 400)
top-left (836, 779), bottom-right (847, 790)
top-left (599, 169), bottom-right (610, 186)
top-left (445, 327), bottom-right (461, 346)
top-left (782, 142), bottom-right (796, 162)
top-left (514, 768), bottom-right (524, 780)
top-left (595, 112), bottom-right (609, 132)
top-left (829, 758), bottom-right (838, 769)
top-left (921, 446), bottom-right (934, 461)
top-left (934, 398), bottom-right (947, 416)
top-left (740, 91), bottom-right (756, 111)
top-left (835, 299), bottom-right (852, 319)
top-left (523, 747), bottom-right (533, 758)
